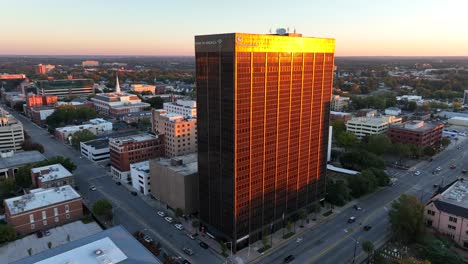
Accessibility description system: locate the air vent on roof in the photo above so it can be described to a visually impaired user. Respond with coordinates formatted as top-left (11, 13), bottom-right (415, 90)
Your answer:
top-left (94, 249), bottom-right (103, 256)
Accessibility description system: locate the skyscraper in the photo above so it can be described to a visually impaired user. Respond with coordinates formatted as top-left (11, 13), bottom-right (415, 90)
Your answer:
top-left (195, 31), bottom-right (335, 249)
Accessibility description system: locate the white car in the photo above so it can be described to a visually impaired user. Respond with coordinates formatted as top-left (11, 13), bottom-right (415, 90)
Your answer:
top-left (89, 185), bottom-right (97, 191)
top-left (143, 235), bottom-right (153, 243)
top-left (174, 223), bottom-right (184, 230)
top-left (414, 171), bottom-right (421, 176)
top-left (164, 217), bottom-right (174, 223)
top-left (157, 211), bottom-right (165, 217)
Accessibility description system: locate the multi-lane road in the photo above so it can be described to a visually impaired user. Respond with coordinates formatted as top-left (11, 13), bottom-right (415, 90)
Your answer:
top-left (257, 136), bottom-right (468, 264)
top-left (10, 110), bottom-right (224, 264)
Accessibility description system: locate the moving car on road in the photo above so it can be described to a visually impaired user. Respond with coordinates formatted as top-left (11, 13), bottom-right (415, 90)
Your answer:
top-left (199, 241), bottom-right (209, 249)
top-left (89, 185), bottom-right (97, 191)
top-left (347, 216), bottom-right (356, 223)
top-left (414, 170), bottom-right (421, 176)
top-left (284, 255), bottom-right (295, 263)
top-left (353, 205), bottom-right (362, 210)
top-left (363, 225), bottom-right (372, 231)
top-left (450, 164), bottom-right (456, 169)
top-left (183, 247), bottom-right (194, 256)
top-left (143, 235), bottom-right (153, 243)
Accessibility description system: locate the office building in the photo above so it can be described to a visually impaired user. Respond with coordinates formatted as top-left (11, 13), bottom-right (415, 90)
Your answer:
top-left (152, 109), bottom-right (197, 157)
top-left (0, 108), bottom-right (24, 151)
top-left (346, 116), bottom-right (402, 139)
top-left (110, 134), bottom-right (164, 182)
top-left (12, 225), bottom-right (162, 264)
top-left (356, 108), bottom-right (378, 118)
top-left (82, 60), bottom-right (99, 67)
top-left (31, 164), bottom-right (74, 189)
top-left (121, 111), bottom-right (152, 124)
top-left (425, 178), bottom-right (468, 248)
top-left (4, 185), bottom-right (83, 235)
top-left (196, 31), bottom-right (335, 248)
top-left (34, 64), bottom-right (55, 74)
top-left (330, 111), bottom-right (352, 123)
top-left (384, 107), bottom-right (402, 116)
top-left (36, 79), bottom-right (95, 98)
top-left (0, 151), bottom-right (46, 180)
top-left (131, 84), bottom-right (156, 95)
top-left (163, 100), bottom-right (197, 117)
top-left (26, 95), bottom-right (58, 108)
top-left (54, 118), bottom-right (113, 143)
top-left (80, 138), bottom-right (110, 162)
top-left (130, 161), bottom-right (151, 195)
top-left (330, 95), bottom-right (350, 112)
top-left (388, 120), bottom-right (443, 147)
top-left (150, 153), bottom-right (198, 214)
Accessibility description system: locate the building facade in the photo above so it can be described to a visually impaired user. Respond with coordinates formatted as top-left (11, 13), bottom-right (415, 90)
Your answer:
top-left (196, 32), bottom-right (335, 248)
top-left (384, 107), bottom-right (402, 116)
top-left (91, 93), bottom-right (150, 118)
top-left (4, 186), bottom-right (83, 235)
top-left (109, 134), bottom-right (164, 182)
top-left (36, 79), bottom-right (95, 98)
top-left (152, 109), bottom-right (197, 157)
top-left (130, 161), bottom-right (151, 195)
top-left (34, 64), bottom-right (55, 74)
top-left (346, 116), bottom-right (402, 139)
top-left (425, 179), bottom-right (468, 249)
top-left (82, 60), bottom-right (99, 67)
top-left (150, 153), bottom-right (198, 214)
top-left (388, 120), bottom-right (443, 147)
top-left (0, 151), bottom-right (46, 180)
top-left (0, 108), bottom-right (24, 151)
top-left (463, 90), bottom-right (468, 106)
top-left (330, 95), bottom-right (350, 112)
top-left (131, 84), bottom-right (156, 95)
top-left (80, 139), bottom-right (110, 162)
top-left (31, 164), bottom-right (74, 189)
top-left (330, 111), bottom-right (352, 123)
top-left (55, 118), bottom-right (113, 143)
top-left (163, 100), bottom-right (197, 117)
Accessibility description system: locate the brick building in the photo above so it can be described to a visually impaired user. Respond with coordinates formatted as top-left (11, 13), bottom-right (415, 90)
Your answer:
top-left (4, 186), bottom-right (83, 235)
top-left (388, 120), bottom-right (443, 147)
top-left (110, 134), bottom-right (164, 182)
top-left (330, 111), bottom-right (352, 123)
top-left (31, 164), bottom-right (74, 189)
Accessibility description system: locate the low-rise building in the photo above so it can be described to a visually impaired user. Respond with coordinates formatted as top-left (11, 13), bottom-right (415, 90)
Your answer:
top-left (356, 108), bottom-right (378, 118)
top-left (0, 150), bottom-right (46, 180)
top-left (121, 111), bottom-right (152, 124)
top-left (425, 178), bottom-right (468, 249)
top-left (130, 161), bottom-right (151, 195)
top-left (31, 164), bottom-right (74, 189)
top-left (152, 109), bottom-right (197, 157)
top-left (12, 225), bottom-right (162, 264)
top-left (55, 118), bottom-right (113, 143)
top-left (448, 117), bottom-right (468, 127)
top-left (346, 115), bottom-right (402, 139)
top-left (330, 95), bottom-right (350, 112)
top-left (29, 106), bottom-right (55, 126)
top-left (163, 100), bottom-right (197, 117)
top-left (92, 92), bottom-right (150, 118)
top-left (4, 185), bottom-right (83, 235)
top-left (131, 84), bottom-right (156, 95)
top-left (330, 111), bottom-right (352, 123)
top-left (82, 60), bottom-right (99, 67)
top-left (384, 107), bottom-right (402, 116)
top-left (110, 134), bottom-right (164, 182)
top-left (388, 120), bottom-right (444, 147)
top-left (80, 138), bottom-right (110, 162)
top-left (34, 64), bottom-right (55, 74)
top-left (150, 153), bottom-right (198, 214)
top-left (0, 108), bottom-right (24, 151)
top-left (410, 112), bottom-right (431, 121)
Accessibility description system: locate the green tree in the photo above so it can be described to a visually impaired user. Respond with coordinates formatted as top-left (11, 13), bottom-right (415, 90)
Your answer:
top-left (0, 178), bottom-right (17, 199)
top-left (407, 101), bottom-right (417, 111)
top-left (220, 241), bottom-right (228, 256)
top-left (389, 194), bottom-right (425, 243)
top-left (337, 131), bottom-right (358, 149)
top-left (340, 150), bottom-right (385, 171)
top-left (21, 140), bottom-right (45, 153)
top-left (192, 220), bottom-right (200, 228)
top-left (35, 156), bottom-right (77, 172)
top-left (394, 144), bottom-right (412, 162)
top-left (175, 208), bottom-right (184, 218)
top-left (297, 209), bottom-right (307, 226)
top-left (366, 134), bottom-right (392, 155)
top-left (70, 130), bottom-right (96, 149)
top-left (441, 137), bottom-right (451, 148)
top-left (14, 164), bottom-right (33, 189)
top-left (331, 119), bottom-right (346, 139)
top-left (47, 241), bottom-right (52, 249)
top-left (92, 199), bottom-right (113, 220)
top-left (409, 144), bottom-right (423, 159)
top-left (0, 224), bottom-right (17, 243)
top-left (348, 171), bottom-right (378, 198)
top-left (398, 257), bottom-right (431, 264)
top-left (419, 237), bottom-right (463, 264)
top-left (362, 240), bottom-right (374, 263)
top-left (262, 233), bottom-right (270, 248)
top-left (144, 96), bottom-right (164, 109)
top-left (326, 180), bottom-right (350, 206)
top-left (286, 221), bottom-right (293, 233)
top-left (422, 146), bottom-right (436, 156)
top-left (368, 168), bottom-right (390, 187)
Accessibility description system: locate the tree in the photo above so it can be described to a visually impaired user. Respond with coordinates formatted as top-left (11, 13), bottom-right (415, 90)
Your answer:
top-left (0, 224), bottom-right (17, 243)
top-left (175, 208), bottom-right (183, 218)
top-left (331, 120), bottom-right (346, 139)
top-left (422, 146), bottom-right (436, 156)
top-left (398, 257), bottom-right (431, 264)
top-left (394, 144), bottom-right (412, 162)
top-left (348, 171), bottom-right (378, 198)
top-left (92, 199), bottom-right (113, 221)
top-left (15, 164), bottom-right (33, 189)
top-left (0, 178), bottom-right (17, 199)
top-left (144, 96), bottom-right (164, 109)
top-left (262, 233), bottom-right (269, 248)
top-left (407, 101), bottom-right (417, 111)
top-left (366, 134), bottom-right (392, 155)
top-left (419, 237), bottom-right (464, 264)
top-left (191, 220), bottom-right (200, 228)
top-left (389, 194), bottom-right (425, 243)
top-left (362, 240), bottom-right (374, 263)
top-left (441, 137), bottom-right (451, 148)
top-left (286, 221), bottom-right (293, 233)
top-left (368, 168), bottom-right (390, 187)
top-left (298, 209), bottom-right (307, 226)
top-left (219, 241), bottom-right (228, 256)
top-left (70, 130), bottom-right (96, 149)
top-left (409, 144), bottom-right (423, 159)
top-left (35, 156), bottom-right (77, 172)
top-left (340, 150), bottom-right (385, 171)
top-left (337, 131), bottom-right (358, 149)
top-left (326, 180), bottom-right (350, 206)
top-left (21, 140), bottom-right (45, 153)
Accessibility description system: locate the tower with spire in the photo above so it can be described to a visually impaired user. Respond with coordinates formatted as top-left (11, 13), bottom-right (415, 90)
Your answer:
top-left (115, 72), bottom-right (121, 94)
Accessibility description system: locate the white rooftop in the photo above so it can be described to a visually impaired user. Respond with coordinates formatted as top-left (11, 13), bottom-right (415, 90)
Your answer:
top-left (35, 237), bottom-right (127, 264)
top-left (5, 185), bottom-right (81, 215)
top-left (110, 134), bottom-right (157, 144)
top-left (440, 179), bottom-right (468, 208)
top-left (31, 163), bottom-right (72, 183)
top-left (130, 160), bottom-right (150, 173)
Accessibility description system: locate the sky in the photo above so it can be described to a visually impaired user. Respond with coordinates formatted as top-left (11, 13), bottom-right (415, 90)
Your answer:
top-left (1, 0), bottom-right (467, 56)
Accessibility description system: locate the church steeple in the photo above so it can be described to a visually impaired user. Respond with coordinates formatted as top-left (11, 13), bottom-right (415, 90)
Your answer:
top-left (115, 72), bottom-right (121, 94)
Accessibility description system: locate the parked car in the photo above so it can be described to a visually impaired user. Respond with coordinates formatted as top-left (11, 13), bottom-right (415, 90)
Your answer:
top-left (414, 170), bottom-right (421, 176)
top-left (157, 211), bottom-right (165, 217)
top-left (174, 223), bottom-right (184, 230)
top-left (36, 231), bottom-right (43, 238)
top-left (182, 260), bottom-right (191, 264)
top-left (131, 191), bottom-right (138, 196)
top-left (363, 225), bottom-right (372, 231)
top-left (164, 217), bottom-right (174, 223)
top-left (436, 167), bottom-right (442, 171)
top-left (89, 185), bottom-right (97, 191)
top-left (44, 230), bottom-right (51, 236)
top-left (462, 169), bottom-right (467, 174)
top-left (284, 255), bottom-right (295, 263)
top-left (433, 184), bottom-right (439, 188)
top-left (143, 235), bottom-right (153, 243)
top-left (187, 233), bottom-right (198, 240)
top-left (115, 181), bottom-right (122, 186)
top-left (353, 205), bottom-right (362, 210)
top-left (183, 247), bottom-right (194, 256)
top-left (199, 241), bottom-right (209, 249)
top-left (347, 216), bottom-right (356, 223)
top-left (450, 164), bottom-right (456, 169)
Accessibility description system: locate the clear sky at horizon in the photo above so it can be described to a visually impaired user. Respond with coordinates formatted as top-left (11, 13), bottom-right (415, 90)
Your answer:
top-left (1, 0), bottom-right (467, 56)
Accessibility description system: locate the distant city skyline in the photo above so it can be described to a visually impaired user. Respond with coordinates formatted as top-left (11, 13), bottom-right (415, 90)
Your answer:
top-left (1, 0), bottom-right (467, 56)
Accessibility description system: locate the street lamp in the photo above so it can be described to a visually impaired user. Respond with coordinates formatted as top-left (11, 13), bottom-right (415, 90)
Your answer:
top-left (344, 229), bottom-right (359, 264)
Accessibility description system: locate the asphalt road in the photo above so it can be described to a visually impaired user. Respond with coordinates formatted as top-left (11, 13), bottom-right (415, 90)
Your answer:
top-left (10, 110), bottom-right (224, 264)
top-left (257, 136), bottom-right (468, 264)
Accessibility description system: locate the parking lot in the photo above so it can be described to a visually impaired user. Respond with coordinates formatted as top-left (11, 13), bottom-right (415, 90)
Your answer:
top-left (0, 221), bottom-right (102, 263)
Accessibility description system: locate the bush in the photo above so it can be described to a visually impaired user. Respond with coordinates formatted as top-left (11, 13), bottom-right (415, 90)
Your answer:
top-left (326, 180), bottom-right (350, 206)
top-left (0, 224), bottom-right (17, 243)
top-left (340, 150), bottom-right (385, 171)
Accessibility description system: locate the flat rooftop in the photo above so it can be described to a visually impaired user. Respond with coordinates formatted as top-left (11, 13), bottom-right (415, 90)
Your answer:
top-left (154, 153), bottom-right (197, 176)
top-left (130, 160), bottom-right (149, 173)
top-left (81, 138), bottom-right (109, 149)
top-left (348, 116), bottom-right (402, 126)
top-left (110, 133), bottom-right (157, 144)
top-left (12, 225), bottom-right (162, 264)
top-left (0, 151), bottom-right (46, 169)
top-left (439, 179), bottom-right (468, 209)
top-left (5, 185), bottom-right (81, 215)
top-left (391, 120), bottom-right (441, 132)
top-left (31, 163), bottom-right (72, 182)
